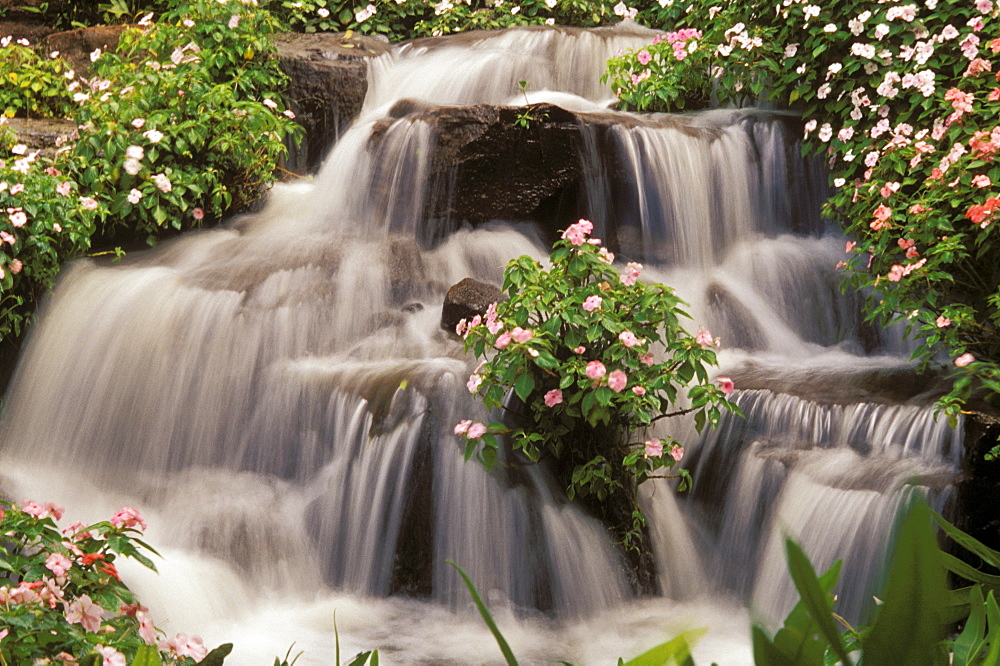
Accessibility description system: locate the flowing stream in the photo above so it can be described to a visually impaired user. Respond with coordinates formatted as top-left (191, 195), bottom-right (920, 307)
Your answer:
top-left (0, 25), bottom-right (961, 664)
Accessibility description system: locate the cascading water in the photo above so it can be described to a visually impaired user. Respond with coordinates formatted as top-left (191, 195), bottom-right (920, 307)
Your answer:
top-left (0, 24), bottom-right (963, 664)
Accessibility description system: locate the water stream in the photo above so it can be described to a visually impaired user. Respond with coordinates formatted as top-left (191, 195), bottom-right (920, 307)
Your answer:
top-left (0, 25), bottom-right (961, 664)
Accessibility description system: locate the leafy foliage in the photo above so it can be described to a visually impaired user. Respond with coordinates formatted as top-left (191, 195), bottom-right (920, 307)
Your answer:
top-left (0, 125), bottom-right (98, 342)
top-left (67, 0), bottom-right (302, 244)
top-left (0, 498), bottom-right (232, 665)
top-left (456, 220), bottom-right (739, 547)
top-left (606, 0), bottom-right (1000, 432)
top-left (0, 39), bottom-right (77, 119)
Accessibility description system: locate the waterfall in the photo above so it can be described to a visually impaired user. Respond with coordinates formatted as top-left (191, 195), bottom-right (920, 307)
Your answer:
top-left (0, 25), bottom-right (961, 664)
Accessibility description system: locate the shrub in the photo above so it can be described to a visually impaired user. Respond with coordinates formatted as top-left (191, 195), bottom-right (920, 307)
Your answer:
top-left (0, 124), bottom-right (97, 342)
top-left (0, 38), bottom-right (77, 120)
top-left (456, 220), bottom-right (739, 559)
top-left (67, 0), bottom-right (302, 244)
top-left (0, 498), bottom-right (232, 664)
top-left (605, 0), bottom-right (1000, 432)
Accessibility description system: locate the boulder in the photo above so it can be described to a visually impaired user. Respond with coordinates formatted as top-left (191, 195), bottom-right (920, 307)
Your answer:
top-left (441, 277), bottom-right (506, 333)
top-left (275, 32), bottom-right (389, 173)
top-left (4, 117), bottom-right (76, 158)
top-left (373, 102), bottom-right (584, 230)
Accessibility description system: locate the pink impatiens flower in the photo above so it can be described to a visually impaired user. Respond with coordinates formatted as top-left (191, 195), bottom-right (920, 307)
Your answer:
top-left (637, 50), bottom-right (651, 65)
top-left (136, 610), bottom-right (157, 644)
top-left (585, 360), bottom-right (606, 380)
top-left (619, 331), bottom-right (642, 347)
top-left (582, 295), bottom-right (602, 312)
top-left (936, 315), bottom-right (951, 328)
top-left (159, 634), bottom-right (208, 663)
top-left (670, 444), bottom-right (684, 462)
top-left (955, 353), bottom-right (975, 367)
top-left (717, 376), bottom-right (734, 395)
top-left (95, 645), bottom-right (126, 666)
top-left (644, 438), bottom-right (663, 458)
top-left (467, 373), bottom-right (483, 393)
top-left (620, 261), bottom-right (642, 285)
top-left (45, 552), bottom-right (72, 577)
top-left (494, 331), bottom-right (513, 349)
top-left (632, 386), bottom-right (646, 396)
top-left (544, 389), bottom-right (563, 407)
top-left (695, 328), bottom-right (714, 347)
top-left (511, 327), bottom-right (533, 343)
top-left (65, 594), bottom-right (104, 633)
top-left (607, 369), bottom-right (627, 392)
top-left (466, 422), bottom-right (487, 439)
top-left (454, 420), bottom-right (472, 435)
top-left (110, 506), bottom-right (147, 531)
top-left (561, 219), bottom-right (594, 246)
top-left (572, 345), bottom-right (586, 354)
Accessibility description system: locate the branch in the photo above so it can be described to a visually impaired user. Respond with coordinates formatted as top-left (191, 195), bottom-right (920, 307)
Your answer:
top-left (650, 406), bottom-right (697, 422)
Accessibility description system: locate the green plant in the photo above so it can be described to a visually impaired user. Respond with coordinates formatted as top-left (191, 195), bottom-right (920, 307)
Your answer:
top-left (67, 0), bottom-right (302, 244)
top-left (0, 126), bottom-right (98, 342)
top-left (0, 38), bottom-right (77, 119)
top-left (447, 559), bottom-right (705, 666)
top-left (0, 498), bottom-right (232, 665)
top-left (753, 496), bottom-right (1000, 665)
top-left (456, 220), bottom-right (739, 555)
top-left (605, 0), bottom-right (1000, 443)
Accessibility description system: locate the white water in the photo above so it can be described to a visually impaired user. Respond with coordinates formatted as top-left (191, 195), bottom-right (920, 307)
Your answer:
top-left (0, 26), bottom-right (961, 664)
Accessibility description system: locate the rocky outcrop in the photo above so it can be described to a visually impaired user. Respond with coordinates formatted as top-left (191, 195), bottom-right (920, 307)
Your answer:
top-left (275, 32), bottom-right (389, 173)
top-left (441, 278), bottom-right (506, 333)
top-left (373, 101), bottom-right (585, 231)
top-left (4, 117), bottom-right (76, 158)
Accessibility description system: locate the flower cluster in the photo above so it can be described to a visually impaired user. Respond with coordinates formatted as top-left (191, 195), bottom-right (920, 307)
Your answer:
top-left (607, 0), bottom-right (1000, 426)
top-left (454, 220), bottom-right (739, 544)
top-left (0, 124), bottom-right (97, 342)
top-left (0, 499), bottom-right (228, 664)
top-left (66, 0), bottom-right (301, 243)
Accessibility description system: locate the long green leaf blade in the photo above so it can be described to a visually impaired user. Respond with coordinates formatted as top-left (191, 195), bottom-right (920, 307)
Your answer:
top-left (952, 585), bottom-right (986, 666)
top-left (622, 627), bottom-right (706, 666)
top-left (864, 499), bottom-right (948, 666)
top-left (447, 560), bottom-right (518, 666)
top-left (784, 538), bottom-right (853, 666)
top-left (931, 510), bottom-right (1000, 569)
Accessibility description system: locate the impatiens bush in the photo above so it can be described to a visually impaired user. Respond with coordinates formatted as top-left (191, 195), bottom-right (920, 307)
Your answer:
top-left (0, 498), bottom-right (232, 665)
top-left (0, 124), bottom-right (98, 342)
top-left (456, 220), bottom-right (739, 562)
top-left (0, 38), bottom-right (77, 120)
top-left (607, 0), bottom-right (1000, 430)
top-left (68, 0), bottom-right (301, 244)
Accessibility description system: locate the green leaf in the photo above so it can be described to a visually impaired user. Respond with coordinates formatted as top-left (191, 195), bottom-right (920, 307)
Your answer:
top-left (514, 373), bottom-right (535, 402)
top-left (447, 560), bottom-right (518, 666)
top-left (752, 625), bottom-right (797, 666)
top-left (931, 510), bottom-right (1000, 569)
top-left (201, 643), bottom-right (234, 666)
top-left (132, 645), bottom-right (164, 666)
top-left (952, 585), bottom-right (986, 666)
top-left (784, 538), bottom-right (853, 666)
top-left (621, 627), bottom-right (706, 666)
top-left (864, 498), bottom-right (948, 666)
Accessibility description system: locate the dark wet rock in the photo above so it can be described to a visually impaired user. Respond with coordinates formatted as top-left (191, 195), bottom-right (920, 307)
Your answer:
top-left (441, 277), bottom-right (506, 333)
top-left (372, 102), bottom-right (585, 231)
top-left (958, 411), bottom-right (1000, 556)
top-left (727, 361), bottom-right (950, 406)
top-left (4, 117), bottom-right (76, 158)
top-left (0, 19), bottom-right (55, 44)
top-left (275, 32), bottom-right (389, 173)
